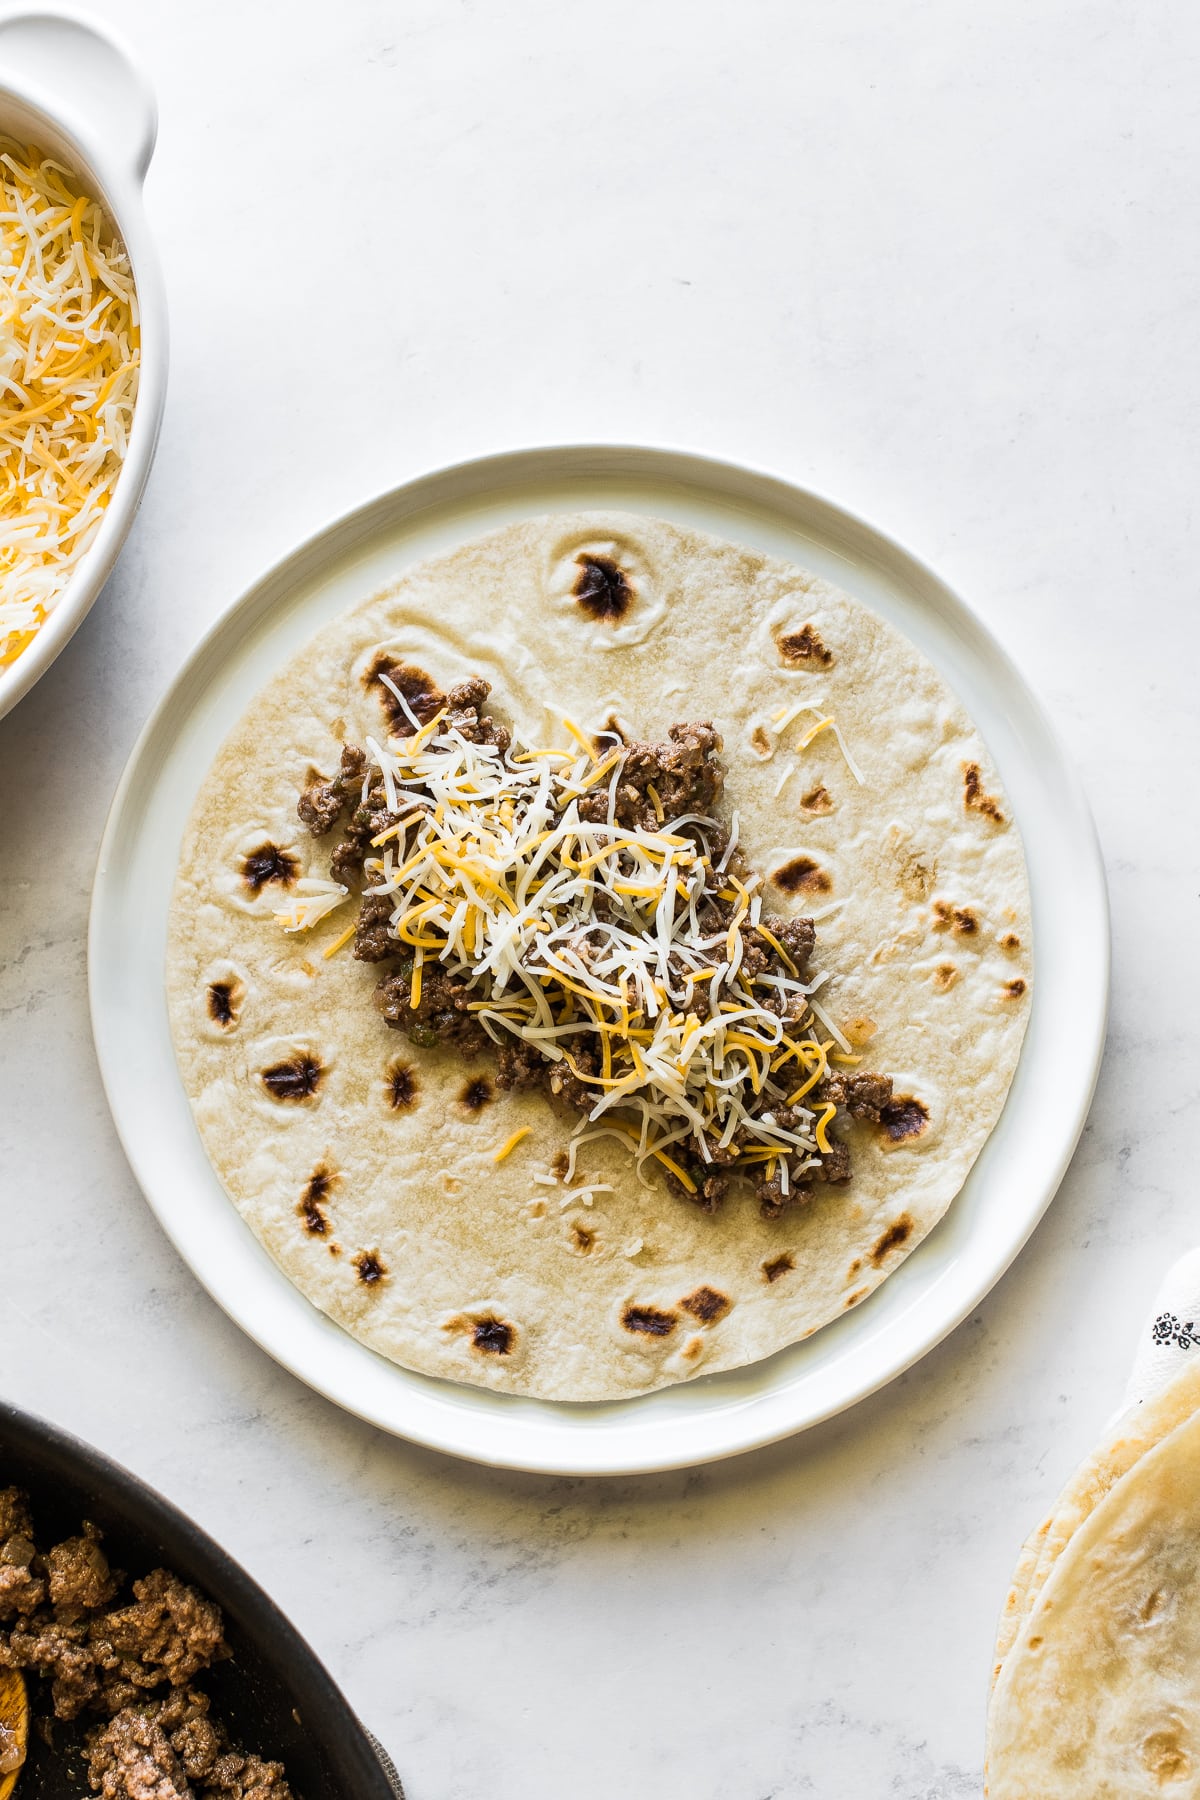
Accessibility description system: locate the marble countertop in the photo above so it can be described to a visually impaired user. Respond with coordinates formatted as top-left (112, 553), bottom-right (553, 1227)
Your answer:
top-left (1, 1), bottom-right (1193, 1792)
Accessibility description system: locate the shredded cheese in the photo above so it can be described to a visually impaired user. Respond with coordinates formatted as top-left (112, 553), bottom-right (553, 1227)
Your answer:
top-left (273, 879), bottom-right (348, 933)
top-left (294, 713), bottom-right (863, 1193)
top-left (791, 708), bottom-right (863, 784)
top-left (492, 1126), bottom-right (531, 1162)
top-left (322, 921), bottom-right (357, 959)
top-left (768, 695), bottom-right (865, 785)
top-left (796, 715), bottom-right (835, 750)
top-left (0, 140), bottom-right (140, 667)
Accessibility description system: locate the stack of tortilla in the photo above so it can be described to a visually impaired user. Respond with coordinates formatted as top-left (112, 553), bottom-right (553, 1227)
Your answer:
top-left (987, 1359), bottom-right (1200, 1796)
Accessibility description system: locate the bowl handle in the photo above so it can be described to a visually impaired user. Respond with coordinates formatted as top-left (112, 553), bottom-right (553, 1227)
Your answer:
top-left (0, 8), bottom-right (157, 181)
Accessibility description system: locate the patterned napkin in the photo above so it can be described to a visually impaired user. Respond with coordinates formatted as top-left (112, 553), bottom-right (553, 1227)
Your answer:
top-left (1121, 1246), bottom-right (1200, 1410)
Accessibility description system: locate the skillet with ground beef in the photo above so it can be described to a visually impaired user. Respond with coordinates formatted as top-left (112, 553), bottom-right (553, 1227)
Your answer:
top-left (0, 1487), bottom-right (292, 1799)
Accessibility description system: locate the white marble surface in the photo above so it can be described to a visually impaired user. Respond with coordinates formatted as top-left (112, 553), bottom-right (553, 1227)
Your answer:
top-left (0, 1), bottom-right (1195, 1792)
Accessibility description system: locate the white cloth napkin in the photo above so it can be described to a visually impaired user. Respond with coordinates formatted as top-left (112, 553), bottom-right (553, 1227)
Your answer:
top-left (1121, 1246), bottom-right (1200, 1410)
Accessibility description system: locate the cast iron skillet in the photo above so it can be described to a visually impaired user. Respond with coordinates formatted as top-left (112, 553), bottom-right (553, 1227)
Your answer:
top-left (0, 1401), bottom-right (401, 1798)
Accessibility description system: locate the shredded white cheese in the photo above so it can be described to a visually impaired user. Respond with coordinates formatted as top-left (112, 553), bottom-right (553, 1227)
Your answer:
top-left (273, 878), bottom-right (348, 932)
top-left (0, 140), bottom-right (140, 667)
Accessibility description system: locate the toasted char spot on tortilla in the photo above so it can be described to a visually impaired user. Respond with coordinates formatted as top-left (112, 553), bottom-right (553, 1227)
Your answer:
top-left (844, 1287), bottom-right (868, 1308)
top-left (749, 725), bottom-right (773, 759)
top-left (206, 980), bottom-right (240, 1027)
top-left (932, 962), bottom-right (958, 992)
top-left (459, 1074), bottom-right (494, 1113)
top-left (879, 1098), bottom-right (929, 1143)
top-left (550, 1149), bottom-right (570, 1180)
top-left (299, 1166), bottom-right (334, 1235)
top-left (353, 1249), bottom-right (387, 1285)
top-left (762, 1254), bottom-right (794, 1283)
top-left (871, 1212), bottom-right (915, 1264)
top-left (799, 783), bottom-right (834, 814)
top-left (305, 1167), bottom-right (333, 1204)
top-left (772, 856), bottom-right (832, 896)
top-left (933, 899), bottom-right (979, 936)
top-left (845, 1016), bottom-right (876, 1045)
top-left (775, 622), bottom-right (833, 668)
top-left (962, 760), bottom-right (1005, 826)
top-left (622, 1304), bottom-right (677, 1337)
top-left (573, 554), bottom-right (633, 622)
top-left (262, 1056), bottom-right (323, 1101)
top-left (1002, 978), bottom-right (1027, 1000)
top-left (999, 931), bottom-right (1021, 953)
top-left (1143, 1734), bottom-right (1190, 1781)
top-left (387, 1059), bottom-right (419, 1110)
top-left (571, 1224), bottom-right (596, 1254)
top-left (473, 1317), bottom-right (514, 1355)
top-left (680, 1285), bottom-right (731, 1324)
top-left (848, 1257), bottom-right (863, 1277)
top-left (241, 843), bottom-right (299, 893)
top-left (363, 654), bottom-right (443, 728)
top-left (899, 851), bottom-right (937, 902)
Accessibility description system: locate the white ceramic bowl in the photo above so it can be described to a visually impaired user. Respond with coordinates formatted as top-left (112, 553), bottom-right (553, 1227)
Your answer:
top-left (0, 8), bottom-right (167, 722)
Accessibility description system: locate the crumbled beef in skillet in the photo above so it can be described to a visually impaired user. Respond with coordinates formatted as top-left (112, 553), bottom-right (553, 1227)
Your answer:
top-left (46, 1524), bottom-right (119, 1620)
top-left (0, 1487), bottom-right (44, 1620)
top-left (94, 1569), bottom-right (226, 1697)
top-left (86, 1707), bottom-right (189, 1798)
top-left (86, 1690), bottom-right (295, 1798)
top-left (2, 1613), bottom-right (100, 1716)
top-left (0, 1489), bottom-right (294, 1798)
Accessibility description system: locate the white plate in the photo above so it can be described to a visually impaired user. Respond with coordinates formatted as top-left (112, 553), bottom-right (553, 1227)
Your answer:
top-left (90, 445), bottom-right (1108, 1475)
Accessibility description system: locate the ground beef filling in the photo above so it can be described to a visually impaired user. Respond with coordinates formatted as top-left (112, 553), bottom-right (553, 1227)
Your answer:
top-left (0, 1490), bottom-right (292, 1798)
top-left (299, 678), bottom-right (893, 1216)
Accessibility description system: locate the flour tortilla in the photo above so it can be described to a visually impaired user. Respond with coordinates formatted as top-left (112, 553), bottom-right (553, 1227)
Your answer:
top-left (167, 512), bottom-right (1031, 1400)
top-left (992, 1358), bottom-right (1200, 1687)
top-left (987, 1399), bottom-right (1200, 1797)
